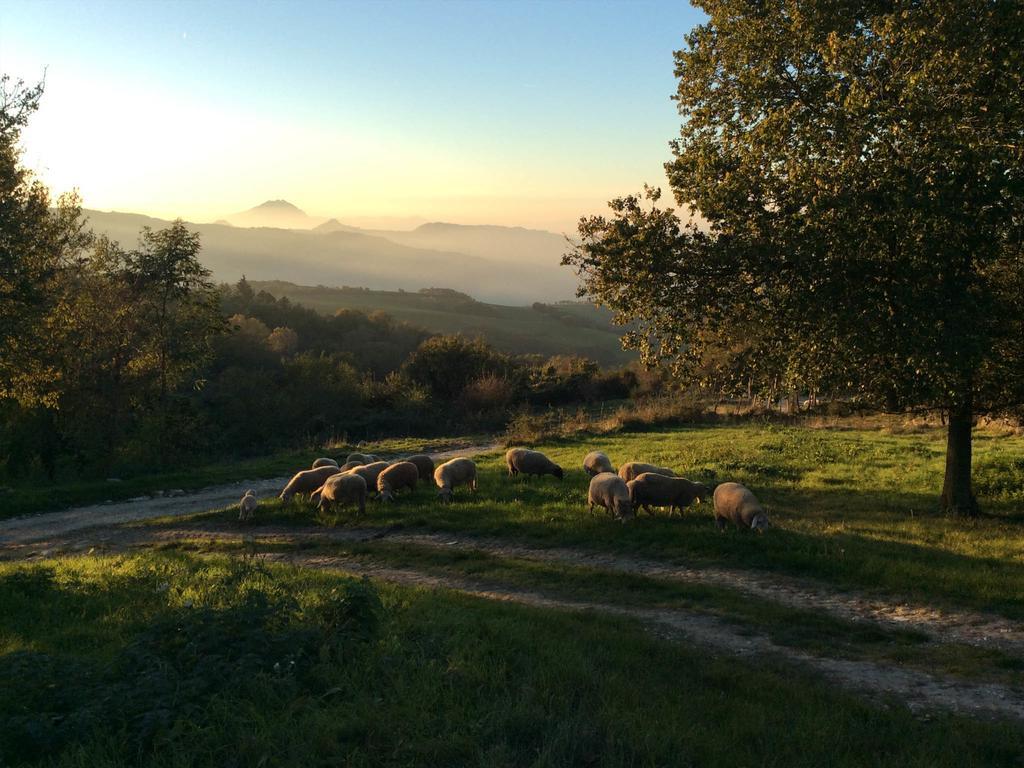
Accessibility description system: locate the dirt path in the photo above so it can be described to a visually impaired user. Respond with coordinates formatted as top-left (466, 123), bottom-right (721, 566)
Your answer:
top-left (0, 443), bottom-right (501, 546)
top-left (249, 550), bottom-right (1024, 721)
top-left (7, 519), bottom-right (1024, 657)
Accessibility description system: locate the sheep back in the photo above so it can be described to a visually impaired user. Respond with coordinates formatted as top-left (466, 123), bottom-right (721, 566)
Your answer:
top-left (506, 448), bottom-right (564, 479)
top-left (587, 472), bottom-right (634, 520)
top-left (280, 465), bottom-right (343, 501)
top-left (312, 457), bottom-right (339, 469)
top-left (713, 482), bottom-right (769, 531)
top-left (583, 451), bottom-right (615, 477)
top-left (377, 461), bottom-right (419, 501)
top-left (627, 473), bottom-right (712, 514)
top-left (344, 461), bottom-right (390, 489)
top-left (618, 462), bottom-right (676, 483)
top-left (404, 454), bottom-right (436, 480)
top-left (346, 452), bottom-right (371, 465)
top-left (434, 458), bottom-right (478, 501)
top-left (318, 472), bottom-right (367, 516)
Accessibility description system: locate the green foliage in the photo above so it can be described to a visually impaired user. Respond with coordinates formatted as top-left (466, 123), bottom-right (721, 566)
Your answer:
top-left (402, 334), bottom-right (524, 401)
top-left (564, 2), bottom-right (1024, 512)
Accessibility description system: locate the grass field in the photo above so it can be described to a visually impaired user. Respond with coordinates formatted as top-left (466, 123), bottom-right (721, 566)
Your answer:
top-left (226, 423), bottom-right (1024, 621)
top-left (6, 420), bottom-right (1024, 765)
top-left (2, 553), bottom-right (1023, 767)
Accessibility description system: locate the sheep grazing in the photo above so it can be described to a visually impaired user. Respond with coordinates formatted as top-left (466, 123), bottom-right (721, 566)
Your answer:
top-left (238, 489), bottom-right (257, 522)
top-left (434, 458), bottom-right (478, 502)
top-left (403, 454), bottom-right (435, 480)
top-left (587, 472), bottom-right (634, 521)
top-left (339, 459), bottom-right (363, 472)
top-left (343, 460), bottom-right (390, 490)
top-left (346, 452), bottom-right (371, 465)
top-left (627, 473), bottom-right (712, 516)
top-left (377, 461), bottom-right (419, 502)
top-left (583, 451), bottom-right (615, 477)
top-left (313, 472), bottom-right (367, 516)
top-left (312, 457), bottom-right (339, 469)
top-left (505, 448), bottom-right (564, 480)
top-left (280, 465), bottom-right (343, 502)
top-left (618, 461), bottom-right (676, 483)
top-left (713, 482), bottom-right (770, 532)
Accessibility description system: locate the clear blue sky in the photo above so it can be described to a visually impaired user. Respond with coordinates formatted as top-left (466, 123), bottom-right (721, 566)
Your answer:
top-left (1, 0), bottom-right (706, 231)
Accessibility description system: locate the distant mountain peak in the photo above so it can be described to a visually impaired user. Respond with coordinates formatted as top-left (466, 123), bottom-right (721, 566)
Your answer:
top-left (252, 199), bottom-right (305, 213)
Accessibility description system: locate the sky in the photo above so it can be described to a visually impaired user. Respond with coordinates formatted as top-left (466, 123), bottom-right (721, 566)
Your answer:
top-left (1, 0), bottom-right (705, 233)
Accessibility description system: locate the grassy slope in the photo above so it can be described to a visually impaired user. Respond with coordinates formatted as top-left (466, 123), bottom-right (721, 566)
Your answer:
top-left (235, 423), bottom-right (1024, 619)
top-left (250, 280), bottom-right (635, 365)
top-left (2, 553), bottom-right (1021, 767)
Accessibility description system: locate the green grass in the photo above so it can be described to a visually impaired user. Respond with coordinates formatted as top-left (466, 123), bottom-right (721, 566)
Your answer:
top-left (0, 435), bottom-right (485, 521)
top-left (2, 552), bottom-right (1022, 767)
top-left (196, 422), bottom-right (1024, 620)
top-left (159, 535), bottom-right (1024, 689)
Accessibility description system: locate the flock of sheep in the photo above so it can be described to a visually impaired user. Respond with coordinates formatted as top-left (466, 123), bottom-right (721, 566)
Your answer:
top-left (238, 447), bottom-right (770, 532)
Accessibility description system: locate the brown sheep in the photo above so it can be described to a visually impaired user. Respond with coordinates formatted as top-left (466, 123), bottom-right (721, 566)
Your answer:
top-left (583, 451), bottom-right (615, 477)
top-left (343, 461), bottom-right (390, 491)
top-left (313, 472), bottom-right (367, 516)
top-left (280, 465), bottom-right (343, 501)
top-left (713, 482), bottom-right (770, 532)
top-left (377, 461), bottom-right (419, 502)
top-left (312, 457), bottom-right (339, 469)
top-left (403, 454), bottom-right (436, 480)
top-left (587, 472), bottom-right (634, 521)
top-left (506, 448), bottom-right (564, 480)
top-left (626, 473), bottom-right (712, 516)
top-left (339, 459), bottom-right (363, 471)
top-left (346, 452), bottom-right (371, 465)
top-left (434, 458), bottom-right (477, 502)
top-left (618, 461), bottom-right (676, 483)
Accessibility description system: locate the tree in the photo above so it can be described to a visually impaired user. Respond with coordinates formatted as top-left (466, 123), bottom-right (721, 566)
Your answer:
top-left (0, 75), bottom-right (90, 406)
top-left (564, 1), bottom-right (1024, 515)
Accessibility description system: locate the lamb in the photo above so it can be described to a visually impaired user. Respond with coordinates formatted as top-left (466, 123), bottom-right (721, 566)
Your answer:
top-left (312, 457), bottom-right (339, 469)
top-left (238, 489), bottom-right (257, 522)
top-left (618, 461), bottom-right (676, 483)
top-left (312, 472), bottom-right (367, 516)
top-left (280, 465), bottom-right (343, 501)
top-left (627, 473), bottom-right (712, 516)
top-left (583, 451), bottom-right (615, 477)
top-left (713, 482), bottom-right (770, 532)
top-left (434, 457), bottom-right (478, 502)
top-left (505, 448), bottom-right (564, 480)
top-left (339, 459), bottom-right (364, 471)
top-left (587, 472), bottom-right (634, 521)
top-left (346, 452), bottom-right (371, 465)
top-left (377, 461), bottom-right (419, 502)
top-left (403, 454), bottom-right (435, 480)
top-left (343, 460), bottom-right (390, 490)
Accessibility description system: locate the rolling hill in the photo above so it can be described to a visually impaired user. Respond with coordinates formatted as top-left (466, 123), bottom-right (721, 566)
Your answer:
top-left (247, 280), bottom-right (636, 365)
top-left (83, 205), bottom-right (580, 305)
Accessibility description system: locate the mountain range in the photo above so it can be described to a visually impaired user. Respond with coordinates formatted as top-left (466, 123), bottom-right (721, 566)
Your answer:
top-left (83, 201), bottom-right (580, 305)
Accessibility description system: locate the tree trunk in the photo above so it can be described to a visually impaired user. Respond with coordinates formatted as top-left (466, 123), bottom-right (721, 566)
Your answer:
top-left (940, 404), bottom-right (979, 517)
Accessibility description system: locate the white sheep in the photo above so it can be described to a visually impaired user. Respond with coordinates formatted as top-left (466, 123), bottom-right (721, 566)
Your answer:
top-left (238, 489), bottom-right (257, 522)
top-left (377, 461), bottom-right (419, 502)
top-left (626, 473), bottom-right (712, 516)
top-left (312, 457), bottom-right (339, 469)
top-left (339, 459), bottom-right (364, 471)
top-left (280, 465), bottom-right (343, 501)
top-left (587, 472), bottom-right (634, 521)
top-left (434, 458), bottom-right (477, 503)
top-left (312, 472), bottom-right (367, 516)
top-left (505, 448), bottom-right (564, 480)
top-left (618, 461), bottom-right (676, 483)
top-left (583, 451), bottom-right (615, 477)
top-left (346, 452), bottom-right (371, 465)
top-left (343, 461), bottom-right (390, 491)
top-left (713, 482), bottom-right (770, 532)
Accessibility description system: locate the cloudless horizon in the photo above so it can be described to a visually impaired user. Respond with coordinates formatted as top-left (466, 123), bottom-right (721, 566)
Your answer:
top-left (2, 0), bottom-right (705, 233)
